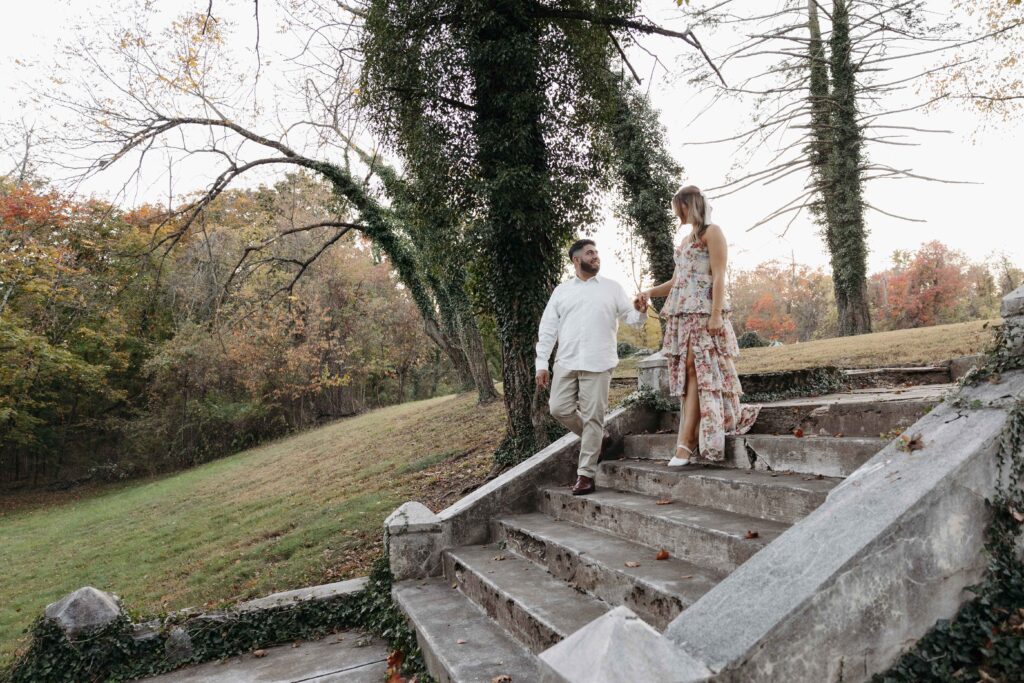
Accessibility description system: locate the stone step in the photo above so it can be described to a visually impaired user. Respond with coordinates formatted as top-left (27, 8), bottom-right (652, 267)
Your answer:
top-left (742, 433), bottom-right (886, 477)
top-left (622, 433), bottom-right (885, 478)
top-left (842, 366), bottom-right (951, 389)
top-left (596, 461), bottom-right (838, 525)
top-left (657, 386), bottom-right (947, 437)
top-left (493, 513), bottom-right (724, 631)
top-left (443, 545), bottom-right (610, 654)
top-left (539, 487), bottom-right (788, 574)
top-left (393, 578), bottom-right (542, 683)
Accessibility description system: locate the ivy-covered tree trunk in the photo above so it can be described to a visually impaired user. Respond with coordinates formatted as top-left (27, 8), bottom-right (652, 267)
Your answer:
top-left (469, 1), bottom-right (562, 461)
top-left (826, 0), bottom-right (872, 335)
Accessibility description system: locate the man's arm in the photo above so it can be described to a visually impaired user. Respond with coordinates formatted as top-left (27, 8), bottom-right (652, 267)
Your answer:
top-left (614, 281), bottom-right (646, 329)
top-left (535, 289), bottom-right (560, 388)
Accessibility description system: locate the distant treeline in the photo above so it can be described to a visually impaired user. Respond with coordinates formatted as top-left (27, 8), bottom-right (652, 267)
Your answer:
top-left (729, 243), bottom-right (1021, 343)
top-left (0, 175), bottom-right (461, 487)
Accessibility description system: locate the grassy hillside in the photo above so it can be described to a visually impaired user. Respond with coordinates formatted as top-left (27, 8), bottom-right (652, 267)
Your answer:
top-left (615, 318), bottom-right (999, 377)
top-left (735, 319), bottom-right (999, 373)
top-left (0, 387), bottom-right (632, 665)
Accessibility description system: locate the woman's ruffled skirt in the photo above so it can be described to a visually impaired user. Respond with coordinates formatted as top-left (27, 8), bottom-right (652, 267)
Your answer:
top-left (662, 313), bottom-right (760, 461)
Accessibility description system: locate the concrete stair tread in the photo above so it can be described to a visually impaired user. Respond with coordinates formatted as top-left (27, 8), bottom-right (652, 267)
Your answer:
top-left (604, 460), bottom-right (841, 494)
top-left (446, 544), bottom-right (610, 641)
top-left (394, 578), bottom-right (542, 683)
top-left (496, 512), bottom-right (724, 608)
top-left (541, 487), bottom-right (789, 544)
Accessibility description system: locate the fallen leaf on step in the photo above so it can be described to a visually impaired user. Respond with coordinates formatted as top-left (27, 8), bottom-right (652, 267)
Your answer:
top-left (818, 428), bottom-right (827, 436)
top-left (898, 432), bottom-right (924, 452)
top-left (492, 676), bottom-right (513, 683)
top-left (834, 432), bottom-right (844, 438)
top-left (656, 498), bottom-right (672, 505)
top-left (253, 650), bottom-right (267, 658)
top-left (680, 574), bottom-right (694, 580)
top-left (656, 549), bottom-right (670, 560)
top-left (492, 554), bottom-right (506, 561)
top-left (292, 642), bottom-right (301, 648)
top-left (744, 531), bottom-right (760, 539)
top-left (793, 428), bottom-right (804, 438)
top-left (1010, 506), bottom-right (1024, 523)
top-left (625, 561), bottom-right (641, 568)
top-left (987, 373), bottom-right (1002, 384)
top-left (457, 639), bottom-right (467, 645)
top-left (451, 583), bottom-right (457, 589)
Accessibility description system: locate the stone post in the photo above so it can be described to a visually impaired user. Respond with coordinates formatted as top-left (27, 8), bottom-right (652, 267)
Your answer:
top-left (384, 501), bottom-right (442, 581)
top-left (636, 350), bottom-right (670, 399)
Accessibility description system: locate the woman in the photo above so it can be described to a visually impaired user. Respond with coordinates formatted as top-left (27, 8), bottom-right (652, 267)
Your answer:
top-left (636, 185), bottom-right (759, 466)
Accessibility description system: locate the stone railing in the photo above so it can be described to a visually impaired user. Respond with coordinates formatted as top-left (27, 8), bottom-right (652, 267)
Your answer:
top-left (385, 403), bottom-right (659, 581)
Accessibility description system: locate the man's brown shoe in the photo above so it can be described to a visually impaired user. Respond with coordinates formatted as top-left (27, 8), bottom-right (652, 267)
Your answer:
top-left (571, 475), bottom-right (596, 496)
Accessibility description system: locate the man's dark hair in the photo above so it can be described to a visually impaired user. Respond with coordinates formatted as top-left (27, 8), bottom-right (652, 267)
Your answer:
top-left (568, 239), bottom-right (596, 262)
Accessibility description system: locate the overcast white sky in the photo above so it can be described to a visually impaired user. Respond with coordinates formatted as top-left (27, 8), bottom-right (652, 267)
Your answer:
top-left (2, 0), bottom-right (1021, 291)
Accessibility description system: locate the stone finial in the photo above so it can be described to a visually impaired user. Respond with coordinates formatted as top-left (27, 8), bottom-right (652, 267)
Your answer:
top-left (385, 501), bottom-right (441, 536)
top-left (44, 587), bottom-right (123, 638)
top-left (539, 606), bottom-right (712, 683)
top-left (385, 501), bottom-right (443, 581)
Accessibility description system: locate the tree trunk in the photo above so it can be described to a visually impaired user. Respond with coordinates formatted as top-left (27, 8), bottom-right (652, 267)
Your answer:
top-left (826, 0), bottom-right (872, 335)
top-left (422, 317), bottom-right (475, 389)
top-left (470, 0), bottom-right (562, 463)
top-left (446, 273), bottom-right (499, 404)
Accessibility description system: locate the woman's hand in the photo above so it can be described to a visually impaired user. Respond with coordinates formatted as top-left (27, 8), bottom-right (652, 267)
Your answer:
top-left (633, 290), bottom-right (649, 312)
top-left (707, 313), bottom-right (724, 336)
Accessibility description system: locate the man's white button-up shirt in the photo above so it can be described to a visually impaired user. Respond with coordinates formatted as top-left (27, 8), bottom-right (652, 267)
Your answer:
top-left (535, 274), bottom-right (645, 373)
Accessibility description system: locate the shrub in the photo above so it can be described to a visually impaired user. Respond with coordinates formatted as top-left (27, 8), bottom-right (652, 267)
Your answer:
top-left (737, 331), bottom-right (770, 349)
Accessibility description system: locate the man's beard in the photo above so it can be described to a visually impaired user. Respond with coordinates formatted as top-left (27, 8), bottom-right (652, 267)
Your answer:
top-left (580, 260), bottom-right (599, 275)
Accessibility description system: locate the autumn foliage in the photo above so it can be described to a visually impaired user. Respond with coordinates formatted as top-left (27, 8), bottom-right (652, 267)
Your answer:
top-left (0, 175), bottom-right (459, 486)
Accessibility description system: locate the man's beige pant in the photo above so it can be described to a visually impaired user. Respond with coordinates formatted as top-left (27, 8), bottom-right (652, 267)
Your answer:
top-left (548, 363), bottom-right (612, 478)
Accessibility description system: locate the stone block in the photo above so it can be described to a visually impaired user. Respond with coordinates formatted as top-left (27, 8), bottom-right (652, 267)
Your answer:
top-left (385, 501), bottom-right (442, 580)
top-left (44, 586), bottom-right (123, 638)
top-left (950, 354), bottom-right (985, 381)
top-left (539, 606), bottom-right (711, 683)
top-left (164, 626), bottom-right (194, 665)
top-left (637, 350), bottom-right (670, 398)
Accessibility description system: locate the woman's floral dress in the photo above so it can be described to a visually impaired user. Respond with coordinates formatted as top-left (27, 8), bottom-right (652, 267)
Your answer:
top-left (661, 236), bottom-right (760, 461)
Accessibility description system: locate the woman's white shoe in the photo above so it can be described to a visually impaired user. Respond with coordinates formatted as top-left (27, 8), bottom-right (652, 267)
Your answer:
top-left (668, 443), bottom-right (694, 467)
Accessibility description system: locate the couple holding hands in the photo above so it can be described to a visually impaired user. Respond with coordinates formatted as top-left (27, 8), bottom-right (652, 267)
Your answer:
top-left (535, 185), bottom-right (760, 496)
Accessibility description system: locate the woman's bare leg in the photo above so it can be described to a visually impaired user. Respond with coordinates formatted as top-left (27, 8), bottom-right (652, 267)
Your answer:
top-left (677, 345), bottom-right (700, 454)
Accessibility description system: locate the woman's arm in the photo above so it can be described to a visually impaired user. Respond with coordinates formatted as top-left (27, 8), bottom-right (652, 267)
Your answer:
top-left (705, 225), bottom-right (727, 333)
top-left (641, 268), bottom-right (677, 300)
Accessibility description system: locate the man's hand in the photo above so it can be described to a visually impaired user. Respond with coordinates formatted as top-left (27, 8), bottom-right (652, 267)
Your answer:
top-left (536, 369), bottom-right (550, 390)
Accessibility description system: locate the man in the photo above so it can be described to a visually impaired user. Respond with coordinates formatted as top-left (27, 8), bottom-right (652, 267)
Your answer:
top-left (535, 239), bottom-right (646, 496)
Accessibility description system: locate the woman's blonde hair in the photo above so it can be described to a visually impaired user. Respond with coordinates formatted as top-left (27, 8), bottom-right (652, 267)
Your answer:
top-left (671, 185), bottom-right (709, 242)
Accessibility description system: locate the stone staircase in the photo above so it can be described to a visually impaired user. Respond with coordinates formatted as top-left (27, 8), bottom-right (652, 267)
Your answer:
top-left (393, 392), bottom-right (934, 683)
